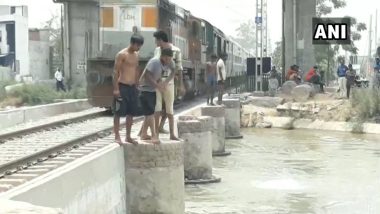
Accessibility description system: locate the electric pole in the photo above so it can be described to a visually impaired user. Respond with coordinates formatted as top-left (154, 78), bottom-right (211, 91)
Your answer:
top-left (368, 15), bottom-right (373, 79)
top-left (375, 9), bottom-right (378, 47)
top-left (255, 0), bottom-right (265, 91)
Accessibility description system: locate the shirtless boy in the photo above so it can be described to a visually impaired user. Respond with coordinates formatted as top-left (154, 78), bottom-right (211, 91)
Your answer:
top-left (206, 54), bottom-right (218, 105)
top-left (113, 34), bottom-right (144, 145)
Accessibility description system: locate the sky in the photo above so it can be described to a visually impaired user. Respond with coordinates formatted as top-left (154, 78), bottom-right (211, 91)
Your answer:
top-left (0, 0), bottom-right (379, 56)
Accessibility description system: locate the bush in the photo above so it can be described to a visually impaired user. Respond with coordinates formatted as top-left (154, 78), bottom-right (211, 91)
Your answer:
top-left (1, 83), bottom-right (87, 107)
top-left (8, 84), bottom-right (58, 105)
top-left (0, 80), bottom-right (17, 101)
top-left (351, 88), bottom-right (380, 121)
top-left (58, 87), bottom-right (87, 99)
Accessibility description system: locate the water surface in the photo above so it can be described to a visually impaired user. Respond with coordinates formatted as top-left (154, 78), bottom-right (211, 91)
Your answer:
top-left (185, 128), bottom-right (380, 214)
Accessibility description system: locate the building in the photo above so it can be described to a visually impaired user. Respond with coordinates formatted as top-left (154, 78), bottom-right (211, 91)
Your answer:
top-left (29, 28), bottom-right (50, 80)
top-left (0, 5), bottom-right (29, 80)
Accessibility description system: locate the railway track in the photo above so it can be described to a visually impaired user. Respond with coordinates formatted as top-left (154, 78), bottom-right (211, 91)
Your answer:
top-left (0, 97), bottom-right (205, 193)
top-left (0, 109), bottom-right (108, 142)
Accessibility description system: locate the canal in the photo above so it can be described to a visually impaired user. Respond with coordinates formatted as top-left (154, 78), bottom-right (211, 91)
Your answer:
top-left (185, 128), bottom-right (380, 213)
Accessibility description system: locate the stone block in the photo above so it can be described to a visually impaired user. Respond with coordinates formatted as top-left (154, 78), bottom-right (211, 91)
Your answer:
top-left (281, 81), bottom-right (297, 95)
top-left (222, 99), bottom-right (240, 109)
top-left (124, 139), bottom-right (185, 214)
top-left (177, 120), bottom-right (202, 134)
top-left (196, 116), bottom-right (213, 132)
top-left (179, 132), bottom-right (213, 180)
top-left (210, 117), bottom-right (226, 153)
top-left (246, 96), bottom-right (285, 108)
top-left (291, 84), bottom-right (313, 102)
top-left (252, 91), bottom-right (265, 97)
top-left (124, 140), bottom-right (184, 169)
top-left (201, 106), bottom-right (225, 118)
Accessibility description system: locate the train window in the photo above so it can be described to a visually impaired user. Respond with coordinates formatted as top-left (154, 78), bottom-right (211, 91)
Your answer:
top-left (10, 6), bottom-right (16, 14)
top-left (142, 7), bottom-right (157, 28)
top-left (101, 7), bottom-right (114, 28)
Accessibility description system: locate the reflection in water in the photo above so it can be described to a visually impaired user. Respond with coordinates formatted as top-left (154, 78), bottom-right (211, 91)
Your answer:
top-left (185, 128), bottom-right (380, 214)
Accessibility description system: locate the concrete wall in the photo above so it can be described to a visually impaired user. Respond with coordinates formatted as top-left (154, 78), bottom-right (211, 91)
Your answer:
top-left (0, 66), bottom-right (12, 81)
top-left (0, 144), bottom-right (127, 214)
top-left (0, 24), bottom-right (8, 54)
top-left (14, 10), bottom-right (29, 77)
top-left (0, 99), bottom-right (92, 129)
top-left (284, 0), bottom-right (316, 72)
top-left (29, 40), bottom-right (50, 80)
top-left (0, 6), bottom-right (30, 78)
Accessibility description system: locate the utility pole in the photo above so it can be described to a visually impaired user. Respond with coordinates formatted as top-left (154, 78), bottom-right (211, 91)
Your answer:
top-left (263, 0), bottom-right (268, 57)
top-left (260, 0), bottom-right (264, 91)
top-left (281, 0), bottom-right (285, 84)
top-left (368, 15), bottom-right (373, 78)
top-left (255, 0), bottom-right (259, 91)
top-left (255, 0), bottom-right (264, 91)
top-left (375, 9), bottom-right (378, 47)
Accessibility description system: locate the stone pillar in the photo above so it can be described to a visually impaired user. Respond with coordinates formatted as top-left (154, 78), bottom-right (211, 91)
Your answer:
top-left (201, 106), bottom-right (231, 156)
top-left (222, 99), bottom-right (243, 139)
top-left (177, 116), bottom-right (221, 184)
top-left (123, 140), bottom-right (184, 214)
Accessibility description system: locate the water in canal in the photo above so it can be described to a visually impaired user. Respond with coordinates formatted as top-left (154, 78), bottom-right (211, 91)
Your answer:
top-left (185, 128), bottom-right (380, 214)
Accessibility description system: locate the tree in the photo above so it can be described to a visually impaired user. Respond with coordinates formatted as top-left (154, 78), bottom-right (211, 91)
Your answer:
top-left (41, 9), bottom-right (63, 79)
top-left (314, 0), bottom-right (366, 83)
top-left (234, 20), bottom-right (256, 53)
top-left (271, 41), bottom-right (282, 70)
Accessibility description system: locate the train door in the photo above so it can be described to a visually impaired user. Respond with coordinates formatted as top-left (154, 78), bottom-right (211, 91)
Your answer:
top-left (217, 36), bottom-right (221, 57)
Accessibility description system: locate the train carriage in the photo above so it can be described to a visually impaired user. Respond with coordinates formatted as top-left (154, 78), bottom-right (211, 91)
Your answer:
top-left (86, 0), bottom-right (251, 108)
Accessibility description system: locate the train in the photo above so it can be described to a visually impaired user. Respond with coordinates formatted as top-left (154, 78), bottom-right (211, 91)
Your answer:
top-left (86, 0), bottom-right (251, 108)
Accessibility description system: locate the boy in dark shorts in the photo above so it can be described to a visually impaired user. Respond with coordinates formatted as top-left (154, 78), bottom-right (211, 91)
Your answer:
top-left (113, 34), bottom-right (144, 145)
top-left (138, 48), bottom-right (174, 144)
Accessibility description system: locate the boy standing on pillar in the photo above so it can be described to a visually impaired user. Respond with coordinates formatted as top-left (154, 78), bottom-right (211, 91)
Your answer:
top-left (206, 54), bottom-right (218, 105)
top-left (138, 48), bottom-right (174, 144)
top-left (112, 34), bottom-right (144, 145)
top-left (152, 31), bottom-right (183, 140)
top-left (217, 53), bottom-right (227, 105)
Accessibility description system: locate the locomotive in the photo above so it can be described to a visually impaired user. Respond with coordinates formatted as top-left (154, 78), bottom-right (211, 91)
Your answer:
top-left (86, 0), bottom-right (251, 108)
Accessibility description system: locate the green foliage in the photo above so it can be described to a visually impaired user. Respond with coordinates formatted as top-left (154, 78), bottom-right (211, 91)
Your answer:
top-left (351, 88), bottom-right (380, 121)
top-left (316, 0), bottom-right (347, 17)
top-left (315, 0), bottom-right (366, 82)
top-left (0, 80), bottom-right (17, 101)
top-left (271, 41), bottom-right (282, 70)
top-left (7, 84), bottom-right (58, 105)
top-left (1, 84), bottom-right (87, 107)
top-left (234, 20), bottom-right (256, 53)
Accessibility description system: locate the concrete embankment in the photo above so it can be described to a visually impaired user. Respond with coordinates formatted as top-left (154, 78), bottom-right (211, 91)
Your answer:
top-left (0, 98), bottom-right (243, 213)
top-left (264, 116), bottom-right (380, 134)
top-left (0, 99), bottom-right (92, 129)
top-left (235, 93), bottom-right (380, 135)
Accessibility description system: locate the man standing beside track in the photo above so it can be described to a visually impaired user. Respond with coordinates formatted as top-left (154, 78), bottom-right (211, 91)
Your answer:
top-left (138, 48), bottom-right (174, 144)
top-left (112, 34), bottom-right (144, 145)
top-left (206, 54), bottom-right (218, 105)
top-left (217, 53), bottom-right (227, 105)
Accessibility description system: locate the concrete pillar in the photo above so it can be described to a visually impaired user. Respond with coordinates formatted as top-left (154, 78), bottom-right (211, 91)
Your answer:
top-left (222, 99), bottom-right (243, 139)
top-left (63, 0), bottom-right (100, 88)
top-left (201, 106), bottom-right (231, 157)
top-left (123, 140), bottom-right (184, 214)
top-left (284, 0), bottom-right (316, 73)
top-left (177, 116), bottom-right (221, 184)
